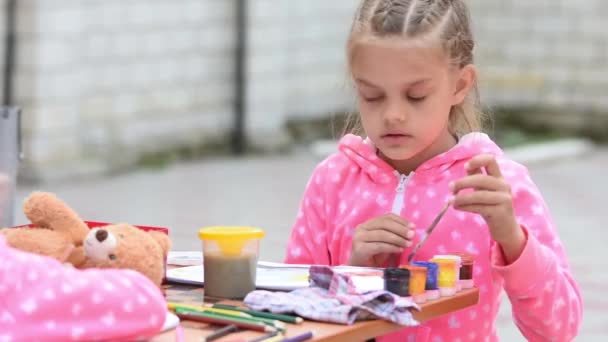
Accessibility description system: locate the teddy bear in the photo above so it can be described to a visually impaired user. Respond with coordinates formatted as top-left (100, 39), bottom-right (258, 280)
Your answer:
top-left (1, 191), bottom-right (90, 265)
top-left (0, 191), bottom-right (171, 286)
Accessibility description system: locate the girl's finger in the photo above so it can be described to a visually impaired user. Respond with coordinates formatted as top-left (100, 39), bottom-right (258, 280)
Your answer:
top-left (464, 155), bottom-right (489, 175)
top-left (453, 204), bottom-right (491, 216)
top-left (465, 154), bottom-right (502, 178)
top-left (364, 242), bottom-right (404, 256)
top-left (365, 219), bottom-right (412, 240)
top-left (467, 166), bottom-right (484, 176)
top-left (385, 214), bottom-right (416, 229)
top-left (451, 191), bottom-right (511, 207)
top-left (450, 174), bottom-right (510, 193)
top-left (362, 229), bottom-right (411, 247)
top-left (484, 155), bottom-right (503, 178)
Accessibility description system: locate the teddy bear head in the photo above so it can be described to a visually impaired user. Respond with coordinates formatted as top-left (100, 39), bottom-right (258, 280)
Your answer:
top-left (82, 224), bottom-right (171, 286)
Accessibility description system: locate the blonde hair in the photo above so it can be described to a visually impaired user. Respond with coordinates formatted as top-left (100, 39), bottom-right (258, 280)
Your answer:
top-left (344, 0), bottom-right (486, 137)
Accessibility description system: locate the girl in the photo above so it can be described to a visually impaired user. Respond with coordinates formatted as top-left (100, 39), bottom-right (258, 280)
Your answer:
top-left (285, 0), bottom-right (582, 341)
top-left (0, 234), bottom-right (167, 341)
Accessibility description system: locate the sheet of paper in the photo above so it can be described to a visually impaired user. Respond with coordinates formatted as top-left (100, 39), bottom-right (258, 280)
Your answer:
top-left (167, 251), bottom-right (203, 266)
top-left (161, 311), bottom-right (180, 332)
top-left (166, 264), bottom-right (311, 291)
top-left (166, 260), bottom-right (385, 292)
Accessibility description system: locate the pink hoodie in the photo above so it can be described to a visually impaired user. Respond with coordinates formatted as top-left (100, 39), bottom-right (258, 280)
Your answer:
top-left (0, 235), bottom-right (167, 342)
top-left (285, 133), bottom-right (582, 342)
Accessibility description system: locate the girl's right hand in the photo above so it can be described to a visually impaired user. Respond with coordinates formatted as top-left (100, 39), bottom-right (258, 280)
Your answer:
top-left (348, 214), bottom-right (415, 267)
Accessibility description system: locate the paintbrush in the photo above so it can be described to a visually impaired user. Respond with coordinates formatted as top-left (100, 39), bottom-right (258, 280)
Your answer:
top-left (407, 202), bottom-right (450, 263)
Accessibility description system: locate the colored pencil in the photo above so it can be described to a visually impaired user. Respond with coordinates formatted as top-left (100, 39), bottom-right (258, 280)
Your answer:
top-left (169, 302), bottom-right (252, 319)
top-left (212, 304), bottom-right (304, 324)
top-left (167, 303), bottom-right (285, 328)
top-left (175, 307), bottom-right (285, 330)
top-left (282, 331), bottom-right (314, 342)
top-left (202, 324), bottom-right (238, 342)
top-left (174, 311), bottom-right (275, 332)
top-left (247, 331), bottom-right (281, 342)
top-left (175, 308), bottom-right (273, 327)
top-left (259, 335), bottom-right (285, 342)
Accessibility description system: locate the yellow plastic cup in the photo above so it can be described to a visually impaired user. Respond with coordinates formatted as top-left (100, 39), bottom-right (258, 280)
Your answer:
top-left (198, 226), bottom-right (265, 256)
top-left (198, 226), bottom-right (265, 299)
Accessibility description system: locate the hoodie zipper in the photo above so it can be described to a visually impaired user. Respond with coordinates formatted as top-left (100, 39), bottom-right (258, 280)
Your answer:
top-left (391, 172), bottom-right (413, 215)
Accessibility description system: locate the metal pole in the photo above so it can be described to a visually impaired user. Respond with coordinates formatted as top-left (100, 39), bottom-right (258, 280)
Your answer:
top-left (232, 0), bottom-right (247, 154)
top-left (0, 106), bottom-right (21, 227)
top-left (2, 0), bottom-right (17, 106)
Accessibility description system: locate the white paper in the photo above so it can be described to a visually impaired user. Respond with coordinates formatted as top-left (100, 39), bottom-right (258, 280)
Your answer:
top-left (348, 275), bottom-right (385, 293)
top-left (166, 264), bottom-right (310, 291)
top-left (166, 261), bottom-right (386, 292)
top-left (257, 261), bottom-right (311, 269)
top-left (161, 311), bottom-right (180, 332)
top-left (167, 251), bottom-right (203, 266)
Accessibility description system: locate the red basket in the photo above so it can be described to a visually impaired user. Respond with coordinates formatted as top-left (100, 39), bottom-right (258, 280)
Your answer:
top-left (13, 221), bottom-right (169, 235)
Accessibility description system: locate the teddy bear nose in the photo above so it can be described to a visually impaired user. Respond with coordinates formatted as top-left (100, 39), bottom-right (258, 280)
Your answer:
top-left (95, 229), bottom-right (108, 242)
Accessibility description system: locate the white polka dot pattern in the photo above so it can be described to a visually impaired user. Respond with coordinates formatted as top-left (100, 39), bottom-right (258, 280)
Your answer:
top-left (285, 133), bottom-right (582, 341)
top-left (0, 236), bottom-right (167, 341)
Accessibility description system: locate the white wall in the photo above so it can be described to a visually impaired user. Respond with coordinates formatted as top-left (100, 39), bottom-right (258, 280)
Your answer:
top-left (0, 1), bottom-right (605, 181)
top-left (13, 0), bottom-right (236, 181)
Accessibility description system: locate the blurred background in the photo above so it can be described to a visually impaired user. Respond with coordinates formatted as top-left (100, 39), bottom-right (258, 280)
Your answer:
top-left (0, 1), bottom-right (605, 340)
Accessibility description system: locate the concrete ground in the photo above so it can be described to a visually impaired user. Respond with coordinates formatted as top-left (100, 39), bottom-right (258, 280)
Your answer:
top-left (13, 145), bottom-right (606, 341)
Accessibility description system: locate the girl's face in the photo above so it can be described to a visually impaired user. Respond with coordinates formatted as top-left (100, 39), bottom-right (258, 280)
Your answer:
top-left (351, 40), bottom-right (475, 172)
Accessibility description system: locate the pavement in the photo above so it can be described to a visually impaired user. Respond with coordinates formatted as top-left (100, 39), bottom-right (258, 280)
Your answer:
top-left (11, 142), bottom-right (606, 341)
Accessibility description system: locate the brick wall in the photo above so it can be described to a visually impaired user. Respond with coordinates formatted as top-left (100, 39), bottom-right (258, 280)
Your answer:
top-left (1, 1), bottom-right (606, 181)
top-left (246, 1), bottom-right (357, 148)
top-left (12, 0), bottom-right (237, 181)
top-left (471, 0), bottom-right (608, 111)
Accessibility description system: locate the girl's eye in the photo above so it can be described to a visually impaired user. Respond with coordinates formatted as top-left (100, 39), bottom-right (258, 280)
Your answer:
top-left (363, 95), bottom-right (384, 102)
top-left (408, 95), bottom-right (426, 102)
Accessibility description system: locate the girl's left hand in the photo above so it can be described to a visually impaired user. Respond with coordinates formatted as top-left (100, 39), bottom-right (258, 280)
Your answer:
top-left (448, 154), bottom-right (521, 245)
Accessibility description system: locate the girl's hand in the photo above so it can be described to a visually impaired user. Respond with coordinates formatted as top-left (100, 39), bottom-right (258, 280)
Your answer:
top-left (348, 214), bottom-right (415, 267)
top-left (449, 154), bottom-right (526, 261)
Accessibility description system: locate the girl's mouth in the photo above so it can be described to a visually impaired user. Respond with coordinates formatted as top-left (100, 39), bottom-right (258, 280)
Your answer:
top-left (381, 133), bottom-right (412, 143)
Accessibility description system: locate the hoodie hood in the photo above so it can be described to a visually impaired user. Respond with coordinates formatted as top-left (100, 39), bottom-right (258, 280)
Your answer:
top-left (338, 132), bottom-right (503, 184)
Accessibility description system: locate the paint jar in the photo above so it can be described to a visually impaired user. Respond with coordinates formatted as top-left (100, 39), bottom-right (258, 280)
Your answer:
top-left (434, 255), bottom-right (462, 291)
top-left (384, 267), bottom-right (410, 297)
top-left (198, 226), bottom-right (265, 299)
top-left (430, 258), bottom-right (459, 297)
top-left (450, 252), bottom-right (475, 289)
top-left (411, 261), bottom-right (440, 301)
top-left (401, 265), bottom-right (428, 303)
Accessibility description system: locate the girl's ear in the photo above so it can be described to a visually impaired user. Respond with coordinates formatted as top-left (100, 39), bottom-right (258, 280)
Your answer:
top-left (452, 64), bottom-right (477, 105)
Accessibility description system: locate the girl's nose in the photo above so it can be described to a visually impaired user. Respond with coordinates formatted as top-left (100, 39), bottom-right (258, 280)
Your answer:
top-left (383, 101), bottom-right (406, 124)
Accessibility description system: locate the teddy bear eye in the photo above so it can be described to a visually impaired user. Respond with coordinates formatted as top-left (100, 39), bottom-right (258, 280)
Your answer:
top-left (109, 254), bottom-right (117, 260)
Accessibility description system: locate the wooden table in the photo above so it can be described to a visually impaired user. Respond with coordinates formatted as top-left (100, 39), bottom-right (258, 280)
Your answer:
top-left (152, 282), bottom-right (479, 342)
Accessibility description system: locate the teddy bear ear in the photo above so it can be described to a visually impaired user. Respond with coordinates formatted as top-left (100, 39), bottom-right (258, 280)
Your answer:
top-left (147, 231), bottom-right (171, 257)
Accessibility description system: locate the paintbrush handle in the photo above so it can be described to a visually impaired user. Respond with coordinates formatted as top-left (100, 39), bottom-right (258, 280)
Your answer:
top-left (407, 203), bottom-right (450, 262)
